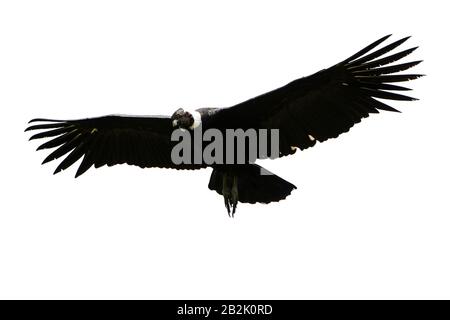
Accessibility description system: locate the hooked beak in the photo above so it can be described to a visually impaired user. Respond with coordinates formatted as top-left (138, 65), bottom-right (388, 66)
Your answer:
top-left (172, 120), bottom-right (178, 127)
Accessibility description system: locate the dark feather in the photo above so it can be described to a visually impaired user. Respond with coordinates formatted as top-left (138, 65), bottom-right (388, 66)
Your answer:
top-left (41, 133), bottom-right (83, 164)
top-left (54, 142), bottom-right (87, 174)
top-left (75, 150), bottom-right (94, 178)
top-left (36, 130), bottom-right (78, 150)
top-left (359, 88), bottom-right (417, 101)
top-left (352, 60), bottom-right (422, 76)
top-left (357, 74), bottom-right (424, 83)
top-left (28, 118), bottom-right (66, 123)
top-left (349, 47), bottom-right (418, 71)
top-left (29, 127), bottom-right (71, 140)
top-left (25, 123), bottom-right (70, 131)
top-left (357, 82), bottom-right (412, 91)
top-left (360, 96), bottom-right (401, 113)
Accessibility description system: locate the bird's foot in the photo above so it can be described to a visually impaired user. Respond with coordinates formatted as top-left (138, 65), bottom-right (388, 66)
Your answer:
top-left (222, 173), bottom-right (238, 217)
top-left (230, 175), bottom-right (238, 217)
top-left (222, 172), bottom-right (231, 216)
top-left (223, 191), bottom-right (238, 217)
top-left (223, 189), bottom-right (231, 216)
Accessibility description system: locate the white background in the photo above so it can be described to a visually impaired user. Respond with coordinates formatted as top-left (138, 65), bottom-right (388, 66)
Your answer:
top-left (0, 1), bottom-right (448, 299)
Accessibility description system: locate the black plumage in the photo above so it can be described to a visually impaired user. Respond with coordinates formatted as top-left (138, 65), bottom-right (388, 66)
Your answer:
top-left (26, 35), bottom-right (422, 216)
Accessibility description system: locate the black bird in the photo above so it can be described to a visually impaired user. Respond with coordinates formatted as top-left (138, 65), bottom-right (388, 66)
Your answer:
top-left (26, 35), bottom-right (422, 216)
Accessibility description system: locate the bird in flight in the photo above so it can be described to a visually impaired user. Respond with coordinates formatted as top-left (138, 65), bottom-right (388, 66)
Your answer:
top-left (26, 35), bottom-right (422, 216)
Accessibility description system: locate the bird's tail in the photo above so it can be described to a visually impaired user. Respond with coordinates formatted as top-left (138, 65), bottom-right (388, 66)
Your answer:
top-left (208, 164), bottom-right (296, 205)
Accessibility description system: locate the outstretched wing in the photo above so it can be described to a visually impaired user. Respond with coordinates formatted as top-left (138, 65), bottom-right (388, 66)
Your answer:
top-left (26, 115), bottom-right (205, 177)
top-left (206, 35), bottom-right (423, 156)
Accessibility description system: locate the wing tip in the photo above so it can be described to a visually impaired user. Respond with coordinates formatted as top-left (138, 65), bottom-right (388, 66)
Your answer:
top-left (381, 34), bottom-right (393, 41)
top-left (29, 118), bottom-right (46, 124)
top-left (400, 35), bottom-right (412, 41)
top-left (29, 134), bottom-right (41, 141)
top-left (42, 157), bottom-right (52, 165)
top-left (74, 167), bottom-right (86, 178)
top-left (408, 46), bottom-right (420, 53)
top-left (390, 35), bottom-right (412, 48)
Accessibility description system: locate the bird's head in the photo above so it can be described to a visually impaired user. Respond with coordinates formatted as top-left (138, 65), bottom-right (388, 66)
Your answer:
top-left (171, 108), bottom-right (194, 129)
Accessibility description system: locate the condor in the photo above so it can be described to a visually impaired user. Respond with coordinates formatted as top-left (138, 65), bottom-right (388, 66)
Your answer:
top-left (26, 35), bottom-right (423, 216)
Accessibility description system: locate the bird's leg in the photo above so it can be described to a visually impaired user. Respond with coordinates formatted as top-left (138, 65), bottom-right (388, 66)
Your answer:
top-left (222, 172), bottom-right (231, 216)
top-left (231, 175), bottom-right (239, 217)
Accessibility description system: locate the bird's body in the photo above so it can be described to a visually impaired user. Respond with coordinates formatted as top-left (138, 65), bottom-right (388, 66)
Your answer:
top-left (26, 35), bottom-right (423, 216)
